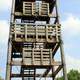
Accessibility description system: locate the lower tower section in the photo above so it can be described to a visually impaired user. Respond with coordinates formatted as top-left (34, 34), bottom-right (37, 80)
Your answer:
top-left (6, 0), bottom-right (67, 80)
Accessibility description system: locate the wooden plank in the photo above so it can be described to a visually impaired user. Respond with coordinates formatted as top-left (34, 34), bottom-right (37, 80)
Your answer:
top-left (52, 61), bottom-right (61, 66)
top-left (11, 60), bottom-right (61, 66)
top-left (11, 61), bottom-right (22, 65)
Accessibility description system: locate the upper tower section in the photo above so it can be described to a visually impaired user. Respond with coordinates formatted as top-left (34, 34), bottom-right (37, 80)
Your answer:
top-left (14, 0), bottom-right (57, 22)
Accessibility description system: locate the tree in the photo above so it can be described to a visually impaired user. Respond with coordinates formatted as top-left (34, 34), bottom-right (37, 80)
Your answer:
top-left (68, 70), bottom-right (80, 80)
top-left (0, 76), bottom-right (3, 80)
top-left (56, 70), bottom-right (80, 80)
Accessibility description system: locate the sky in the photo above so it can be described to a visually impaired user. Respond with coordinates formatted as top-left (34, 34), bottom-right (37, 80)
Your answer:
top-left (0, 0), bottom-right (80, 79)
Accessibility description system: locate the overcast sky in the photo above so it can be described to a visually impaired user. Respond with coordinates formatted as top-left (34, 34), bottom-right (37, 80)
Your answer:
top-left (0, 0), bottom-right (80, 79)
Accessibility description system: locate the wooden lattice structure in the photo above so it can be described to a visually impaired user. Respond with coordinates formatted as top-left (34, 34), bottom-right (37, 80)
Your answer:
top-left (6, 0), bottom-right (68, 80)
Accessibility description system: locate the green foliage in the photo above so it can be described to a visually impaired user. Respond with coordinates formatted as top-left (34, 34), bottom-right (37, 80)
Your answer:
top-left (56, 70), bottom-right (80, 80)
top-left (68, 70), bottom-right (80, 80)
top-left (0, 76), bottom-right (3, 80)
top-left (57, 77), bottom-right (63, 80)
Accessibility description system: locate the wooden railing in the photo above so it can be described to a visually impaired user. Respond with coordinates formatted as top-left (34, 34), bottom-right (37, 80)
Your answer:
top-left (23, 2), bottom-right (49, 16)
top-left (11, 24), bottom-right (61, 42)
top-left (23, 48), bottom-right (52, 65)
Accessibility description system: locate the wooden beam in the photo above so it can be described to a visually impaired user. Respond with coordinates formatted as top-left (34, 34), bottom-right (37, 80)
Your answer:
top-left (53, 65), bottom-right (62, 77)
top-left (42, 67), bottom-right (51, 77)
top-left (11, 74), bottom-right (40, 77)
top-left (11, 73), bottom-right (53, 77)
top-left (52, 43), bottom-right (60, 57)
top-left (11, 61), bottom-right (61, 66)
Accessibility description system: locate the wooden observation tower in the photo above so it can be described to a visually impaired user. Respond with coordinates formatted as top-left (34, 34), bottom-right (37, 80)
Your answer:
top-left (6, 0), bottom-right (68, 80)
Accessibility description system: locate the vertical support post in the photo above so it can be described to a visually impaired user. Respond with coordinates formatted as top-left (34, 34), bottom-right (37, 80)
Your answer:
top-left (21, 67), bottom-right (24, 80)
top-left (41, 49), bottom-right (43, 65)
top-left (50, 49), bottom-right (52, 65)
top-left (34, 68), bottom-right (36, 80)
top-left (36, 25), bottom-right (38, 42)
top-left (39, 2), bottom-right (41, 16)
top-left (52, 67), bottom-right (55, 80)
top-left (32, 3), bottom-right (34, 15)
top-left (23, 2), bottom-right (25, 15)
top-left (10, 0), bottom-right (15, 39)
top-left (52, 53), bottom-right (55, 80)
top-left (6, 42), bottom-right (12, 80)
top-left (32, 48), bottom-right (34, 65)
top-left (55, 24), bottom-right (58, 42)
top-left (25, 24), bottom-right (27, 41)
top-left (46, 25), bottom-right (48, 42)
top-left (6, 0), bottom-right (15, 79)
top-left (60, 40), bottom-right (68, 80)
top-left (55, 0), bottom-right (68, 79)
top-left (47, 3), bottom-right (49, 16)
top-left (10, 0), bottom-right (15, 23)
top-left (14, 24), bottom-right (17, 41)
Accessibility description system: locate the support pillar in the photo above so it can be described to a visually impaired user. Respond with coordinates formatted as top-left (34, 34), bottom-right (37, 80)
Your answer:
top-left (60, 40), bottom-right (68, 80)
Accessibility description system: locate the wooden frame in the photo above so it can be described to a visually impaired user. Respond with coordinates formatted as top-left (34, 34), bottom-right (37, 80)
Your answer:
top-left (11, 24), bottom-right (61, 42)
top-left (23, 2), bottom-right (49, 16)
